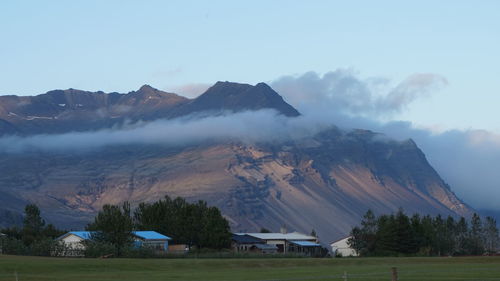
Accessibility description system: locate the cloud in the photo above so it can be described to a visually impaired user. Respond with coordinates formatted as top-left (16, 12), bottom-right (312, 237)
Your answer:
top-left (377, 73), bottom-right (448, 114)
top-left (271, 70), bottom-right (447, 117)
top-left (272, 70), bottom-right (499, 211)
top-left (0, 110), bottom-right (328, 153)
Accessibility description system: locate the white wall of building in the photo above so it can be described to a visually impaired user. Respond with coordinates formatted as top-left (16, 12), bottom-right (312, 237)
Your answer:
top-left (330, 237), bottom-right (358, 257)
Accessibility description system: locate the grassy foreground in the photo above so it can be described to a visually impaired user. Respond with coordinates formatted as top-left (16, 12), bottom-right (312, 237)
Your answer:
top-left (1, 255), bottom-right (500, 281)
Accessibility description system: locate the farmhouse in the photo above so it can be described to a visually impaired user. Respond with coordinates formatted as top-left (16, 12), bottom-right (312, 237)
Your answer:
top-left (235, 230), bottom-right (322, 256)
top-left (231, 234), bottom-right (278, 254)
top-left (330, 236), bottom-right (358, 257)
top-left (56, 231), bottom-right (172, 256)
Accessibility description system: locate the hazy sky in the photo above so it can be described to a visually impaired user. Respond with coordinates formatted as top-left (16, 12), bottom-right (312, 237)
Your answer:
top-left (1, 0), bottom-right (499, 132)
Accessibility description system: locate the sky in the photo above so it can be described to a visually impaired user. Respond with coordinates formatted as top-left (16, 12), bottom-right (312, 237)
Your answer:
top-left (1, 1), bottom-right (500, 210)
top-left (1, 0), bottom-right (499, 132)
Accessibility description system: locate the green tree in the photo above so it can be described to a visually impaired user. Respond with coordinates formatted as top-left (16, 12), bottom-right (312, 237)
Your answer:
top-left (394, 209), bottom-right (417, 254)
top-left (455, 217), bottom-right (469, 255)
top-left (469, 213), bottom-right (484, 255)
top-left (22, 204), bottom-right (45, 245)
top-left (376, 214), bottom-right (398, 255)
top-left (134, 196), bottom-right (231, 249)
top-left (86, 202), bottom-right (133, 256)
top-left (348, 209), bottom-right (378, 256)
top-left (443, 216), bottom-right (457, 256)
top-left (483, 216), bottom-right (499, 254)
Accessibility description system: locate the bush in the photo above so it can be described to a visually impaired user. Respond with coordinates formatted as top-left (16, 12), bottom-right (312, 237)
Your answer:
top-left (0, 237), bottom-right (28, 255)
top-left (83, 241), bottom-right (117, 258)
top-left (29, 238), bottom-right (55, 256)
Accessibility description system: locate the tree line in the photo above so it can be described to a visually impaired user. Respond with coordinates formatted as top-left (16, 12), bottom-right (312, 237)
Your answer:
top-left (348, 209), bottom-right (499, 256)
top-left (1, 196), bottom-right (231, 257)
top-left (86, 196), bottom-right (231, 256)
top-left (0, 204), bottom-right (65, 256)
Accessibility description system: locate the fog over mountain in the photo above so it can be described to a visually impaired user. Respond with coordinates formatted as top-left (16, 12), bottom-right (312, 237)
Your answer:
top-left (271, 70), bottom-right (500, 211)
top-left (0, 73), bottom-right (496, 238)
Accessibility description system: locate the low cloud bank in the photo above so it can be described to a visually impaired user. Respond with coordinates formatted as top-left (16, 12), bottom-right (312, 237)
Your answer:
top-left (272, 70), bottom-right (500, 211)
top-left (0, 110), bottom-right (331, 153)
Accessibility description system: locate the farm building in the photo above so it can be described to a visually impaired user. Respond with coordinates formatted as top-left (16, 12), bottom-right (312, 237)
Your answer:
top-left (231, 234), bottom-right (278, 254)
top-left (235, 230), bottom-right (322, 256)
top-left (56, 231), bottom-right (172, 256)
top-left (330, 236), bottom-right (358, 257)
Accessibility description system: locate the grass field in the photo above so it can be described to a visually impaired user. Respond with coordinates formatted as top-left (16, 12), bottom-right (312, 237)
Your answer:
top-left (1, 255), bottom-right (500, 281)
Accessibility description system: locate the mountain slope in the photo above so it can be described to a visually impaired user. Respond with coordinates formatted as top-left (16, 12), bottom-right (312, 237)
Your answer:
top-left (0, 82), bottom-right (473, 242)
top-left (0, 128), bottom-right (472, 240)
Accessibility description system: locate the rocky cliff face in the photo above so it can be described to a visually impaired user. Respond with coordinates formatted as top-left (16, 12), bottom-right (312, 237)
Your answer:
top-left (0, 82), bottom-right (473, 241)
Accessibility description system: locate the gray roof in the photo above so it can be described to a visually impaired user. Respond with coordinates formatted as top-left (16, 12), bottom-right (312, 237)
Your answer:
top-left (232, 234), bottom-right (263, 244)
top-left (239, 232), bottom-right (317, 241)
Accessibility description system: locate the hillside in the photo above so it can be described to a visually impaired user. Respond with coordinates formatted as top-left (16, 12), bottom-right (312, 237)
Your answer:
top-left (0, 82), bottom-right (473, 242)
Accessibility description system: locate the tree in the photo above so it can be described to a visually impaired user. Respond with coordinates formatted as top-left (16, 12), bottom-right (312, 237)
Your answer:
top-left (376, 214), bottom-right (398, 254)
top-left (260, 228), bottom-right (271, 233)
top-left (22, 204), bottom-right (45, 245)
top-left (86, 202), bottom-right (133, 256)
top-left (134, 196), bottom-right (231, 249)
top-left (443, 216), bottom-right (457, 256)
top-left (483, 216), bottom-right (499, 254)
top-left (348, 210), bottom-right (378, 256)
top-left (469, 213), bottom-right (484, 255)
top-left (455, 217), bottom-right (469, 255)
top-left (310, 229), bottom-right (317, 237)
top-left (394, 209), bottom-right (417, 254)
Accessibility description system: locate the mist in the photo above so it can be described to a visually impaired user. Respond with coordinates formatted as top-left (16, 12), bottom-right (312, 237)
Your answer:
top-left (0, 110), bottom-right (332, 153)
top-left (272, 70), bottom-right (500, 211)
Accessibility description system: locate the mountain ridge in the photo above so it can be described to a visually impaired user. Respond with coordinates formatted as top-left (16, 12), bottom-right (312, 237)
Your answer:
top-left (0, 81), bottom-right (299, 136)
top-left (0, 82), bottom-right (474, 242)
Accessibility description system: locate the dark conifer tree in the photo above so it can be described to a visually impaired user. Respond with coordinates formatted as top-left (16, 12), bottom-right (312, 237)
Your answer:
top-left (22, 204), bottom-right (46, 246)
top-left (86, 202), bottom-right (134, 256)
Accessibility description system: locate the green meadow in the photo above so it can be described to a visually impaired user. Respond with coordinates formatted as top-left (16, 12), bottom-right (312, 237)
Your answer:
top-left (1, 255), bottom-right (500, 281)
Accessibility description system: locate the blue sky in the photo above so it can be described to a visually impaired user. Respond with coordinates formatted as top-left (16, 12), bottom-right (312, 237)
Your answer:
top-left (1, 0), bottom-right (499, 131)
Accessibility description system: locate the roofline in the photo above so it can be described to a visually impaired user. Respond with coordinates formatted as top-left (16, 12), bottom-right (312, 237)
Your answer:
top-left (56, 231), bottom-right (172, 242)
top-left (329, 236), bottom-right (352, 245)
top-left (132, 231), bottom-right (172, 240)
top-left (56, 231), bottom-right (91, 241)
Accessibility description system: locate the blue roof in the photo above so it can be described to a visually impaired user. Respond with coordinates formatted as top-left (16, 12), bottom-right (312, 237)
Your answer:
top-left (133, 231), bottom-right (172, 240)
top-left (290, 240), bottom-right (321, 247)
top-left (58, 231), bottom-right (171, 241)
top-left (68, 231), bottom-right (93, 240)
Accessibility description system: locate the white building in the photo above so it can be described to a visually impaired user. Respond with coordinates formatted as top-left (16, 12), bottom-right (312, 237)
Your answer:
top-left (330, 236), bottom-right (358, 257)
top-left (56, 231), bottom-right (172, 256)
top-left (236, 231), bottom-right (321, 255)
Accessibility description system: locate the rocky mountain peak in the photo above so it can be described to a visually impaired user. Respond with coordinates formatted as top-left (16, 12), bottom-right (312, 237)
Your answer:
top-left (172, 81), bottom-right (300, 117)
top-left (137, 84), bottom-right (158, 94)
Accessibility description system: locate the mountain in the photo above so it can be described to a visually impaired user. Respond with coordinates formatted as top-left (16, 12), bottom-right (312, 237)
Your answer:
top-left (0, 82), bottom-right (473, 242)
top-left (169, 81), bottom-right (300, 118)
top-left (0, 82), bottom-right (298, 136)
